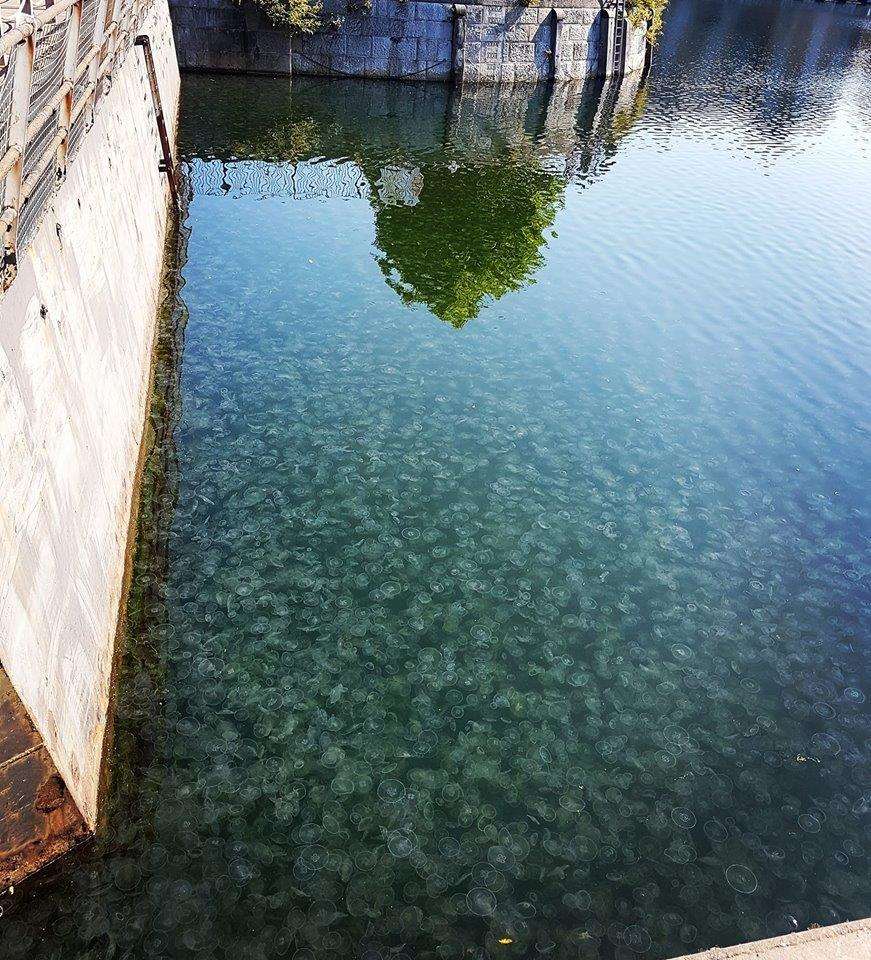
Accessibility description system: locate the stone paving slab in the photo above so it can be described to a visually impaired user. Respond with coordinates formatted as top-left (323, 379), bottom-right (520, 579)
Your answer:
top-left (674, 918), bottom-right (871, 960)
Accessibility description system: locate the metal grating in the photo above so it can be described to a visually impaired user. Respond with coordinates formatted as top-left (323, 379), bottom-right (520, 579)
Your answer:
top-left (0, 0), bottom-right (160, 277)
top-left (18, 155), bottom-right (56, 248)
top-left (72, 73), bottom-right (92, 110)
top-left (28, 17), bottom-right (68, 123)
top-left (22, 108), bottom-right (57, 183)
top-left (67, 108), bottom-right (86, 160)
top-left (77, 0), bottom-right (99, 67)
top-left (0, 46), bottom-right (16, 162)
top-left (103, 0), bottom-right (116, 32)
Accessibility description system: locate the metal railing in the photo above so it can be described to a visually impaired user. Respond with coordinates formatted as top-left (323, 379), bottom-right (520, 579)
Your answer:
top-left (0, 0), bottom-right (154, 289)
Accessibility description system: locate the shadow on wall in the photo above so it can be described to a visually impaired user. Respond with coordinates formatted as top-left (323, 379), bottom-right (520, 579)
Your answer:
top-left (180, 73), bottom-right (649, 325)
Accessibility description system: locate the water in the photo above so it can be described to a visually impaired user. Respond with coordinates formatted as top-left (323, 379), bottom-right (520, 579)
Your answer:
top-left (5, 1), bottom-right (871, 957)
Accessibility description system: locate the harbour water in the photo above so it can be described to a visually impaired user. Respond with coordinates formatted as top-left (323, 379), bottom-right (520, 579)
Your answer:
top-left (4, 1), bottom-right (870, 957)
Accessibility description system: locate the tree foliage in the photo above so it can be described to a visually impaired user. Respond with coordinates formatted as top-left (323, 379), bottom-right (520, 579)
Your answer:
top-left (237, 0), bottom-right (323, 33)
top-left (628, 0), bottom-right (669, 44)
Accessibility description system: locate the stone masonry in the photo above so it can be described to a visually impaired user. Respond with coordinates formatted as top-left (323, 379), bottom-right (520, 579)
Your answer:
top-left (169, 0), bottom-right (648, 81)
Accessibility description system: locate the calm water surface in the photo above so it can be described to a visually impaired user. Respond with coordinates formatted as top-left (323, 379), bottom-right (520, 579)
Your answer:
top-left (6, 1), bottom-right (871, 957)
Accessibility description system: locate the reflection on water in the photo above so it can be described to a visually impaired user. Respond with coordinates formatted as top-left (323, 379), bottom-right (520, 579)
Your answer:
top-left (372, 141), bottom-right (563, 328)
top-left (183, 75), bottom-right (649, 327)
top-left (5, 1), bottom-right (871, 959)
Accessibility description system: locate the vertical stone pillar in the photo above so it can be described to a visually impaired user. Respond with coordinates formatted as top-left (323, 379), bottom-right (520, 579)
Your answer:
top-left (551, 9), bottom-right (565, 81)
top-left (452, 4), bottom-right (467, 85)
top-left (601, 8), bottom-right (615, 77)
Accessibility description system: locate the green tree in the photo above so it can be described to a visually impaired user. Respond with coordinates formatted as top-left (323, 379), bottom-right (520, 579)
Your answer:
top-left (628, 0), bottom-right (668, 43)
top-left (236, 0), bottom-right (323, 33)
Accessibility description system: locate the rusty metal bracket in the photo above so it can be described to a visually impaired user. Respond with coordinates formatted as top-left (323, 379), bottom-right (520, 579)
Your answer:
top-left (134, 34), bottom-right (177, 208)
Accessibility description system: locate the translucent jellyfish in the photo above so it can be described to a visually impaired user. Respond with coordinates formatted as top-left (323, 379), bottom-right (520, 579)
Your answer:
top-left (680, 924), bottom-right (699, 945)
top-left (400, 905), bottom-right (424, 930)
top-left (665, 840), bottom-right (695, 865)
top-left (671, 807), bottom-right (697, 830)
top-left (703, 819), bottom-right (728, 844)
top-left (811, 733), bottom-right (841, 757)
top-left (623, 925), bottom-right (652, 953)
top-left (574, 837), bottom-right (599, 862)
top-left (111, 859), bottom-right (142, 893)
top-left (439, 837), bottom-right (461, 859)
top-left (330, 775), bottom-right (355, 796)
top-left (308, 900), bottom-right (340, 926)
top-left (798, 814), bottom-right (821, 834)
top-left (725, 864), bottom-right (758, 894)
top-left (378, 779), bottom-right (406, 802)
top-left (467, 887), bottom-right (498, 917)
top-left (487, 845), bottom-right (514, 870)
top-left (388, 832), bottom-right (414, 858)
top-left (559, 794), bottom-right (585, 813)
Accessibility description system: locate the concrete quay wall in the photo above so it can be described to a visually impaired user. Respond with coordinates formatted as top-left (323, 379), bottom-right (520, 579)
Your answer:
top-left (170, 0), bottom-right (648, 81)
top-left (675, 917), bottom-right (871, 960)
top-left (0, 0), bottom-right (180, 829)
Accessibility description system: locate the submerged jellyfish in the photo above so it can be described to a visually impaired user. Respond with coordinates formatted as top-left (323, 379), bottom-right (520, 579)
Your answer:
top-left (467, 887), bottom-right (498, 917)
top-left (671, 807), bottom-right (697, 830)
top-left (725, 864), bottom-right (758, 894)
top-left (378, 779), bottom-right (406, 802)
top-left (388, 832), bottom-right (414, 858)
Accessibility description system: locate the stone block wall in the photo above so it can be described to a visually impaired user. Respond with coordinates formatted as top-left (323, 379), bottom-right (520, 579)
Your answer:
top-left (294, 0), bottom-right (455, 80)
top-left (460, 4), bottom-right (556, 83)
top-left (458, 4), bottom-right (603, 83)
top-left (170, 0), bottom-right (648, 81)
top-left (171, 0), bottom-right (294, 73)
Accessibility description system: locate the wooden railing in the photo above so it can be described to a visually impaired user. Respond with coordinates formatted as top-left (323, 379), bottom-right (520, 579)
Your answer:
top-left (0, 0), bottom-right (153, 289)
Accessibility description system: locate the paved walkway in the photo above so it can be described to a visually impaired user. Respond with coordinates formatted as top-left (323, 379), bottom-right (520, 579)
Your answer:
top-left (675, 918), bottom-right (871, 960)
top-left (0, 666), bottom-right (88, 887)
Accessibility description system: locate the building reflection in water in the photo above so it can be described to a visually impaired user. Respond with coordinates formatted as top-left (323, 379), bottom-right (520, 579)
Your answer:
top-left (654, 0), bottom-right (870, 149)
top-left (181, 72), bottom-right (649, 327)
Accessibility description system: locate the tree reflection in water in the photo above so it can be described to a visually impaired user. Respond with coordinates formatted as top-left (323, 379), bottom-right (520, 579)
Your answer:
top-left (180, 73), bottom-right (649, 327)
top-left (371, 143), bottom-right (565, 329)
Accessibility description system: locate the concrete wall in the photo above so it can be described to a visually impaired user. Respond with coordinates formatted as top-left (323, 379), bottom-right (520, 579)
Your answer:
top-left (675, 917), bottom-right (871, 960)
top-left (0, 0), bottom-right (180, 829)
top-left (170, 0), bottom-right (648, 81)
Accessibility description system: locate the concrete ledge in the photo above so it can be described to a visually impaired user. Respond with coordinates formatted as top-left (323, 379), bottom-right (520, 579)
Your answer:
top-left (674, 918), bottom-right (871, 960)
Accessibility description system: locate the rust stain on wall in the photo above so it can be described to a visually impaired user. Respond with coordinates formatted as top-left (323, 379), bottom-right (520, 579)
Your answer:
top-left (0, 668), bottom-right (90, 887)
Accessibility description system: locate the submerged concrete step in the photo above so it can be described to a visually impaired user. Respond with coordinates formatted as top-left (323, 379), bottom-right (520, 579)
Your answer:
top-left (674, 918), bottom-right (871, 960)
top-left (0, 668), bottom-right (90, 887)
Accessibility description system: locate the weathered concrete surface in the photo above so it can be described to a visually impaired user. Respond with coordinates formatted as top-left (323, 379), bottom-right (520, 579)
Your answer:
top-left (0, 0), bottom-right (180, 830)
top-left (674, 919), bottom-right (871, 960)
top-left (0, 668), bottom-right (89, 886)
top-left (169, 0), bottom-right (647, 81)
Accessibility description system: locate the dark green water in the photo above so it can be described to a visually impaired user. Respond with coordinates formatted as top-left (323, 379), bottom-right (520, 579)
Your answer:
top-left (5, 1), bottom-right (871, 957)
